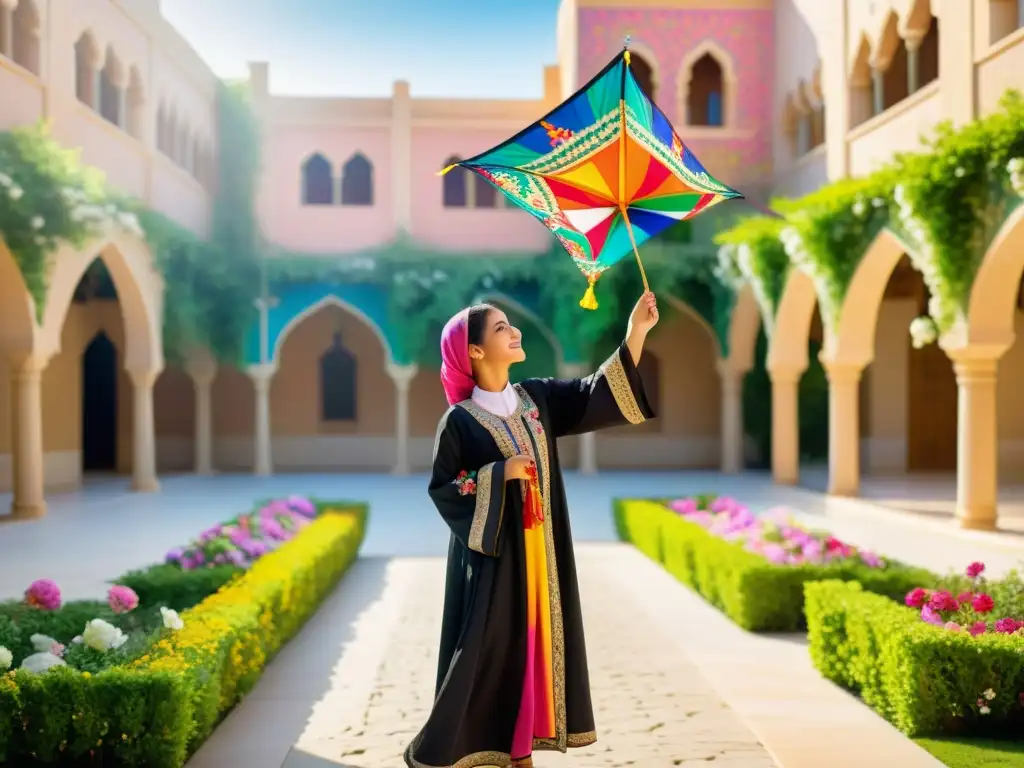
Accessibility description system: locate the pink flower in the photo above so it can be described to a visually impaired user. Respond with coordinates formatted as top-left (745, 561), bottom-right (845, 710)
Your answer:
top-left (972, 594), bottom-right (995, 614)
top-left (994, 617), bottom-right (1020, 634)
top-left (24, 579), bottom-right (61, 611)
top-left (957, 591), bottom-right (974, 604)
top-left (905, 587), bottom-right (928, 608)
top-left (928, 591), bottom-right (959, 612)
top-left (966, 562), bottom-right (986, 579)
top-left (670, 498), bottom-right (698, 516)
top-left (944, 621), bottom-right (962, 632)
top-left (970, 621), bottom-right (988, 636)
top-left (860, 551), bottom-right (884, 568)
top-left (107, 585), bottom-right (139, 614)
top-left (921, 605), bottom-right (944, 626)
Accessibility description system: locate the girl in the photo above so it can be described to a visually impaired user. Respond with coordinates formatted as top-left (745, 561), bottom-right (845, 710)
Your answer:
top-left (405, 292), bottom-right (658, 768)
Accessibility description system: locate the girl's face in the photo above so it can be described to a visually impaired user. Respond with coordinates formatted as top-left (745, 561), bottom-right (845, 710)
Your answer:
top-left (470, 309), bottom-right (527, 367)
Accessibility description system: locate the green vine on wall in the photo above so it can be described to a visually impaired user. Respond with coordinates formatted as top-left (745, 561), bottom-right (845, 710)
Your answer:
top-left (892, 91), bottom-right (1024, 334)
top-left (0, 125), bottom-right (143, 321)
top-left (774, 171), bottom-right (895, 330)
top-left (714, 215), bottom-right (789, 332)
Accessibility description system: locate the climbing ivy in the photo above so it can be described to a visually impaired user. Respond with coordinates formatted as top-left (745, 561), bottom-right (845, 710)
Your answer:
top-left (0, 124), bottom-right (143, 320)
top-left (891, 90), bottom-right (1024, 333)
top-left (714, 215), bottom-right (790, 331)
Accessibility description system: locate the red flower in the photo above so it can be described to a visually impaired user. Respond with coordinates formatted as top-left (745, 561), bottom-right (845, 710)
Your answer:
top-left (994, 617), bottom-right (1020, 634)
top-left (970, 621), bottom-right (988, 636)
top-left (972, 594), bottom-right (995, 614)
top-left (905, 588), bottom-right (928, 608)
top-left (928, 590), bottom-right (959, 612)
top-left (966, 562), bottom-right (986, 579)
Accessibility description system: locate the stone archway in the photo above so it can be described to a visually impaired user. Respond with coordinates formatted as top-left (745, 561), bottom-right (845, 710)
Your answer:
top-left (720, 285), bottom-right (762, 472)
top-left (41, 235), bottom-right (164, 492)
top-left (252, 295), bottom-right (397, 473)
top-left (766, 268), bottom-right (827, 485)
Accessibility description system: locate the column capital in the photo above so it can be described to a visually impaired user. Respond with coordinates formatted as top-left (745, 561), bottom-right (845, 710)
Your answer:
top-left (767, 365), bottom-right (802, 385)
top-left (127, 366), bottom-right (161, 389)
top-left (246, 362), bottom-right (277, 382)
top-left (386, 362), bottom-right (418, 388)
top-left (716, 358), bottom-right (751, 380)
top-left (185, 358), bottom-right (218, 387)
top-left (253, 296), bottom-right (280, 311)
top-left (7, 352), bottom-right (49, 377)
top-left (821, 359), bottom-right (863, 384)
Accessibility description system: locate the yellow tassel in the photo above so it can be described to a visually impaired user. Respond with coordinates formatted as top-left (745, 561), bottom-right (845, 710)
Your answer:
top-left (578, 277), bottom-right (599, 310)
top-left (624, 50), bottom-right (631, 66)
top-left (437, 164), bottom-right (457, 177)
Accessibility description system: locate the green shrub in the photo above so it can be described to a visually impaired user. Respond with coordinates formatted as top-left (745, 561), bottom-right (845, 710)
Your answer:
top-left (614, 499), bottom-right (934, 632)
top-left (0, 505), bottom-right (368, 766)
top-left (805, 580), bottom-right (1024, 737)
top-left (114, 565), bottom-right (242, 612)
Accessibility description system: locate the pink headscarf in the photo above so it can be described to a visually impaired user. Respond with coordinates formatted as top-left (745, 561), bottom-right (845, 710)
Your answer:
top-left (440, 309), bottom-right (475, 406)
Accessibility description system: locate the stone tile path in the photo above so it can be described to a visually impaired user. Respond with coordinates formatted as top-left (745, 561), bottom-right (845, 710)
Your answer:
top-left (189, 548), bottom-right (777, 768)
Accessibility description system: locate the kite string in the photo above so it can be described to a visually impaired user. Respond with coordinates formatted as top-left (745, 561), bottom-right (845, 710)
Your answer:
top-left (618, 205), bottom-right (650, 294)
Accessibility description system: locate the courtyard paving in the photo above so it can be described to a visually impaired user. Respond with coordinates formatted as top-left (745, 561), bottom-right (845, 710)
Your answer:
top-left (0, 470), bottom-right (1020, 767)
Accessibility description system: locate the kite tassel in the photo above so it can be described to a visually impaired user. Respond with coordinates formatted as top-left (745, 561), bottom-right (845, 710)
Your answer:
top-left (579, 276), bottom-right (599, 311)
top-left (437, 164), bottom-right (457, 177)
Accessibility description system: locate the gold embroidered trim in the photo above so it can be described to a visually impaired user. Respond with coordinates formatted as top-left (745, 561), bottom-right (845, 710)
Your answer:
top-left (468, 462), bottom-right (499, 554)
top-left (601, 350), bottom-right (646, 425)
top-left (405, 745), bottom-right (515, 768)
top-left (535, 730), bottom-right (598, 750)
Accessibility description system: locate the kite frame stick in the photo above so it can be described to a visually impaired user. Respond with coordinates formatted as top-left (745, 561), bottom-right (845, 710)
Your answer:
top-left (618, 42), bottom-right (650, 294)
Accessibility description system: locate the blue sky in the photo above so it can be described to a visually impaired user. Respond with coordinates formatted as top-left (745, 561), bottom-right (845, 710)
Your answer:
top-left (160, 0), bottom-right (560, 98)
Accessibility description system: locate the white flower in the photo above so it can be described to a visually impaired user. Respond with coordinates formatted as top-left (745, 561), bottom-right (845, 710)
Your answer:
top-left (0, 646), bottom-right (12, 670)
top-left (983, 688), bottom-right (996, 701)
top-left (30, 634), bottom-right (58, 653)
top-left (160, 606), bottom-right (184, 631)
top-left (954, 166), bottom-right (965, 178)
top-left (979, 705), bottom-right (991, 715)
top-left (29, 215), bottom-right (44, 230)
top-left (8, 185), bottom-right (22, 200)
top-left (909, 316), bottom-right (938, 349)
top-left (81, 618), bottom-right (128, 651)
top-left (71, 635), bottom-right (82, 644)
top-left (852, 200), bottom-right (867, 217)
top-left (0, 173), bottom-right (10, 187)
top-left (20, 652), bottom-right (66, 675)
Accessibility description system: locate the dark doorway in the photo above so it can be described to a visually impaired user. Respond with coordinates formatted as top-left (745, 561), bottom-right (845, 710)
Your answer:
top-left (82, 332), bottom-right (118, 471)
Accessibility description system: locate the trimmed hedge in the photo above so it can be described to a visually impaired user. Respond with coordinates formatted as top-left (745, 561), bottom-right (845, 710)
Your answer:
top-left (615, 499), bottom-right (934, 631)
top-left (0, 505), bottom-right (367, 766)
top-left (806, 579), bottom-right (1024, 738)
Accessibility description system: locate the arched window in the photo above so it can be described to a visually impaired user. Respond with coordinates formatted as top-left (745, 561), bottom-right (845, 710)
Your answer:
top-left (340, 153), bottom-right (373, 206)
top-left (126, 67), bottom-right (144, 139)
top-left (11, 0), bottom-right (40, 75)
top-left (474, 173), bottom-right (497, 208)
top-left (917, 17), bottom-right (939, 88)
top-left (98, 47), bottom-right (123, 126)
top-left (630, 52), bottom-right (656, 103)
top-left (74, 32), bottom-right (98, 106)
top-left (442, 156), bottom-right (468, 207)
top-left (687, 53), bottom-right (724, 126)
top-left (320, 332), bottom-right (357, 421)
top-left (301, 153), bottom-right (334, 205)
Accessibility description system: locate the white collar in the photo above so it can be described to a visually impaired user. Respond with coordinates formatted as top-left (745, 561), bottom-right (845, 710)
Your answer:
top-left (471, 381), bottom-right (519, 418)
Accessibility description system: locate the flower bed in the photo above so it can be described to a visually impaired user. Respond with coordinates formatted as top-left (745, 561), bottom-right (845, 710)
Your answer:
top-left (0, 500), bottom-right (367, 766)
top-left (806, 563), bottom-right (1024, 738)
top-left (614, 497), bottom-right (934, 631)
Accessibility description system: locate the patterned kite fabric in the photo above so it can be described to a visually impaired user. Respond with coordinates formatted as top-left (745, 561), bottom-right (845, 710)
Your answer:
top-left (443, 47), bottom-right (743, 309)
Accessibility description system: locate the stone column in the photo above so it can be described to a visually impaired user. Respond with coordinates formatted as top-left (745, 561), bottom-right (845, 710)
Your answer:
top-left (871, 67), bottom-right (884, 117)
top-left (952, 356), bottom-right (1000, 530)
top-left (768, 367), bottom-right (801, 485)
top-left (0, 0), bottom-right (14, 59)
top-left (247, 363), bottom-right (276, 476)
top-left (717, 359), bottom-right (748, 474)
top-left (9, 354), bottom-right (48, 519)
top-left (386, 363), bottom-right (418, 475)
top-left (905, 33), bottom-right (923, 95)
top-left (823, 360), bottom-right (862, 497)
top-left (128, 368), bottom-right (160, 492)
top-left (185, 358), bottom-right (217, 475)
top-left (559, 362), bottom-right (598, 474)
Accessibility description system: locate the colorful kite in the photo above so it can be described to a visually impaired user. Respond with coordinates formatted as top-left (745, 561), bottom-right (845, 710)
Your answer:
top-left (440, 40), bottom-right (743, 309)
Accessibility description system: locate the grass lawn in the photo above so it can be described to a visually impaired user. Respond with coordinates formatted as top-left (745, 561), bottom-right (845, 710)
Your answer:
top-left (915, 737), bottom-right (1024, 767)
